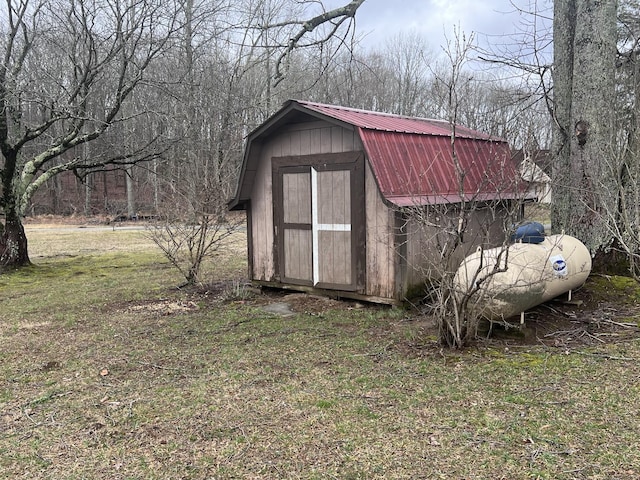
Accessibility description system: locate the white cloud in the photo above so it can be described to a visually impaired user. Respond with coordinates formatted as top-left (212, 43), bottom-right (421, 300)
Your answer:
top-left (352, 0), bottom-right (525, 51)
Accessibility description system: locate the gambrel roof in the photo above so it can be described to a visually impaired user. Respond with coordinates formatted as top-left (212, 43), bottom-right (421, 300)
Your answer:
top-left (230, 100), bottom-right (525, 209)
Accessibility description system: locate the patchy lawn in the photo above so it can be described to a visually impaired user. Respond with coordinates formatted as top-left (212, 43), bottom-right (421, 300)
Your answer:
top-left (1, 223), bottom-right (639, 479)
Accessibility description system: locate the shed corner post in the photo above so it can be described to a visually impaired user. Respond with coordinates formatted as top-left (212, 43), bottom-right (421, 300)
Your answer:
top-left (393, 208), bottom-right (409, 301)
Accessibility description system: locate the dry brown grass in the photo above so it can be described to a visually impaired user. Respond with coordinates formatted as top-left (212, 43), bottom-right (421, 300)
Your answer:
top-left (1, 224), bottom-right (639, 479)
top-left (26, 225), bottom-right (157, 258)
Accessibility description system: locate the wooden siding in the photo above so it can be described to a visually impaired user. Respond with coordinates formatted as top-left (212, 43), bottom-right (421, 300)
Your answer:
top-left (403, 205), bottom-right (511, 293)
top-left (364, 162), bottom-right (397, 299)
top-left (273, 153), bottom-right (364, 291)
top-left (249, 120), bottom-right (360, 284)
top-left (316, 169), bottom-right (352, 286)
top-left (280, 167), bottom-right (314, 285)
top-left (249, 143), bottom-right (276, 281)
top-left (283, 229), bottom-right (313, 280)
top-left (317, 170), bottom-right (350, 224)
top-left (318, 230), bottom-right (351, 285)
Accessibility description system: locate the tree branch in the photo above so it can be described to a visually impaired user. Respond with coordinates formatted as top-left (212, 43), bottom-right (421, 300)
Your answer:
top-left (273, 0), bottom-right (364, 84)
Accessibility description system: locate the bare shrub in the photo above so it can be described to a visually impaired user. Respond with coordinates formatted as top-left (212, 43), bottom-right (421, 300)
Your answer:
top-left (399, 30), bottom-right (529, 348)
top-left (148, 161), bottom-right (243, 286)
top-left (401, 198), bottom-right (521, 348)
top-left (148, 214), bottom-right (242, 287)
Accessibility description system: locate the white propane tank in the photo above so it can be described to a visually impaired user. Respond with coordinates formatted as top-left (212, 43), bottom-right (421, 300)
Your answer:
top-left (453, 234), bottom-right (592, 321)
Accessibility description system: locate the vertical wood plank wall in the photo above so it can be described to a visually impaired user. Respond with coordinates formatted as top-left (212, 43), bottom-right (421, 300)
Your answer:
top-left (364, 162), bottom-right (397, 299)
top-left (316, 170), bottom-right (352, 286)
top-left (282, 173), bottom-right (311, 224)
top-left (403, 206), bottom-right (510, 291)
top-left (284, 229), bottom-right (313, 280)
top-left (281, 172), bottom-right (313, 282)
top-left (250, 144), bottom-right (275, 281)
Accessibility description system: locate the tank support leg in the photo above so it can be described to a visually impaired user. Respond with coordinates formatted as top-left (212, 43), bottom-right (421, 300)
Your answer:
top-left (567, 290), bottom-right (572, 302)
top-left (520, 311), bottom-right (525, 325)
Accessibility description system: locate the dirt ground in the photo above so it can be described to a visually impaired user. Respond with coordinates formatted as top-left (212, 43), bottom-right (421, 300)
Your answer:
top-left (508, 275), bottom-right (640, 347)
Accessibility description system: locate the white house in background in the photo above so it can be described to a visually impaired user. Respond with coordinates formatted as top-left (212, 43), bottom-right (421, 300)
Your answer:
top-left (513, 150), bottom-right (552, 204)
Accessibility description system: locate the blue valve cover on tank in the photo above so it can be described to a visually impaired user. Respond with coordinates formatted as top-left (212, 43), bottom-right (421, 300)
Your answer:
top-left (511, 221), bottom-right (545, 244)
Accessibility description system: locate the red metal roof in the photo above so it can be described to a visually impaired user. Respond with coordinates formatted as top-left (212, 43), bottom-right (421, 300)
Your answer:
top-left (296, 100), bottom-right (497, 140)
top-left (296, 101), bottom-right (523, 206)
top-left (230, 100), bottom-right (526, 210)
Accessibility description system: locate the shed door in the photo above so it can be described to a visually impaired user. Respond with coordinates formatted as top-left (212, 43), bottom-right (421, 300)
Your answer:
top-left (281, 168), bottom-right (313, 283)
top-left (275, 154), bottom-right (363, 291)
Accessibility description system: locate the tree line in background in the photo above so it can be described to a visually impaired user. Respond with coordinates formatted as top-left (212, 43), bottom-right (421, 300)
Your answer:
top-left (3, 0), bottom-right (553, 223)
top-left (2, 0), bottom-right (640, 279)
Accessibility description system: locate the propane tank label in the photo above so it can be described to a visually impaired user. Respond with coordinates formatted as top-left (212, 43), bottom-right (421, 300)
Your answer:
top-left (550, 255), bottom-right (568, 277)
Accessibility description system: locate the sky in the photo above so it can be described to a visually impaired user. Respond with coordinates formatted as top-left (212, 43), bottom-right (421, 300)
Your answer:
top-left (344, 0), bottom-right (548, 54)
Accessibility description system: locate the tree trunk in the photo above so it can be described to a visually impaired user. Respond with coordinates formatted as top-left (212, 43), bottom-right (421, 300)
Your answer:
top-left (0, 210), bottom-right (30, 268)
top-left (0, 145), bottom-right (31, 268)
top-left (551, 0), bottom-right (574, 233)
top-left (551, 0), bottom-right (617, 253)
top-left (126, 166), bottom-right (136, 219)
top-left (85, 173), bottom-right (92, 216)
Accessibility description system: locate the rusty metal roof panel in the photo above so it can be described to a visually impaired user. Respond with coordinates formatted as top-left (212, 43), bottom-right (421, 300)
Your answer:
top-left (292, 100), bottom-right (523, 205)
top-left (359, 130), bottom-right (523, 206)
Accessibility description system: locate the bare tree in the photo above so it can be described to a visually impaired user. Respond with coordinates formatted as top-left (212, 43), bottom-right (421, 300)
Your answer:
top-left (269, 0), bottom-right (364, 84)
top-left (598, 0), bottom-right (640, 278)
top-left (0, 0), bottom-right (366, 270)
top-left (0, 0), bottom-right (180, 267)
top-left (477, 0), bottom-right (639, 272)
top-left (144, 0), bottom-right (367, 285)
top-left (147, 155), bottom-right (243, 286)
top-left (381, 31), bottom-right (433, 116)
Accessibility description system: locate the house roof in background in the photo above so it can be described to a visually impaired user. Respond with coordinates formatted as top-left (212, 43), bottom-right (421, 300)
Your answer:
top-left (511, 149), bottom-right (552, 176)
top-left (230, 100), bottom-right (527, 209)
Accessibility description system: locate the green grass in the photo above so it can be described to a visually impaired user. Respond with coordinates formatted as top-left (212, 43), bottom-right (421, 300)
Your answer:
top-left (0, 224), bottom-right (639, 479)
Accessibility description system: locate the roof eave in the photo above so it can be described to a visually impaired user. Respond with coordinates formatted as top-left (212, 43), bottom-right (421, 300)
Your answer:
top-left (386, 192), bottom-right (529, 208)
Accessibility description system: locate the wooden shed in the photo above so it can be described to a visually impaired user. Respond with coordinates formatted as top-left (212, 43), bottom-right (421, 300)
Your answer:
top-left (229, 100), bottom-right (525, 303)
